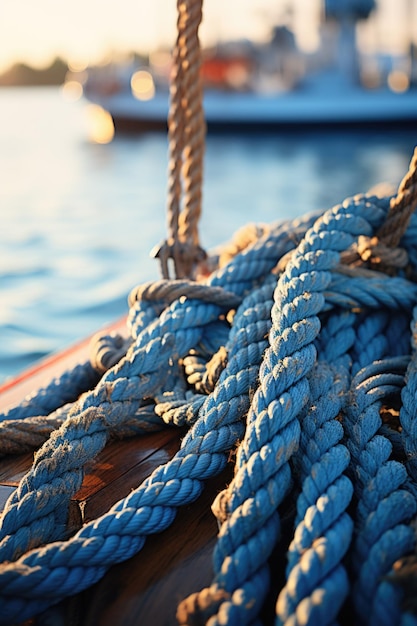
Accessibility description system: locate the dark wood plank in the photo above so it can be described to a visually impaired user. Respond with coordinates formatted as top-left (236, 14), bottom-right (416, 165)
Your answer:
top-left (79, 433), bottom-right (182, 523)
top-left (0, 453), bottom-right (34, 484)
top-left (75, 429), bottom-right (179, 504)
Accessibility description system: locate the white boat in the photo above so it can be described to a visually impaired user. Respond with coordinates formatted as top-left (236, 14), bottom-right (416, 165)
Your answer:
top-left (81, 73), bottom-right (417, 132)
top-left (74, 0), bottom-right (417, 132)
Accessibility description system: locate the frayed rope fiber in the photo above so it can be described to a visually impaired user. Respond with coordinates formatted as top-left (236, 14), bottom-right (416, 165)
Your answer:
top-left (2, 150), bottom-right (417, 625)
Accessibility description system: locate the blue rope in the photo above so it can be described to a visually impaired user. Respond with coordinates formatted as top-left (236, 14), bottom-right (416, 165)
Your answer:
top-left (0, 273), bottom-right (277, 622)
top-left (344, 358), bottom-right (417, 625)
top-left (0, 360), bottom-right (100, 422)
top-left (276, 362), bottom-right (353, 626)
top-left (176, 194), bottom-right (392, 625)
top-left (274, 306), bottom-right (358, 625)
top-left (400, 305), bottom-right (417, 483)
top-left (0, 296), bottom-right (226, 561)
top-left (3, 186), bottom-right (417, 625)
top-left (0, 215), bottom-right (306, 563)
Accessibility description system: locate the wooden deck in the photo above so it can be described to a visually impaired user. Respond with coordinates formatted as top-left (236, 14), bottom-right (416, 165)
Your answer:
top-left (0, 323), bottom-right (232, 625)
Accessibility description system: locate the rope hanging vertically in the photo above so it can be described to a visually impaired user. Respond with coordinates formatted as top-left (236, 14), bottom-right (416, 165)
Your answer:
top-left (154, 0), bottom-right (207, 280)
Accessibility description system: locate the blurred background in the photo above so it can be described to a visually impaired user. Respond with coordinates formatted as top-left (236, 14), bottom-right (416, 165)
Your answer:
top-left (1, 0), bottom-right (417, 383)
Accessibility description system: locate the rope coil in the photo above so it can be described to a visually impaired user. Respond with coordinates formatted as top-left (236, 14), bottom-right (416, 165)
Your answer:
top-left (1, 158), bottom-right (417, 623)
top-left (2, 0), bottom-right (417, 621)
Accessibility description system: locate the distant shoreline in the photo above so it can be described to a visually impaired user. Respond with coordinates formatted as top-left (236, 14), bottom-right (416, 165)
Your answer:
top-left (0, 58), bottom-right (68, 87)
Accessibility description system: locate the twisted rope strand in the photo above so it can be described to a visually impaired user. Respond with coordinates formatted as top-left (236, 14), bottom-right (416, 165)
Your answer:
top-left (276, 363), bottom-right (353, 626)
top-left (399, 305), bottom-right (417, 483)
top-left (158, 0), bottom-right (205, 279)
top-left (163, 1), bottom-right (187, 278)
top-left (0, 274), bottom-right (278, 623)
top-left (0, 298), bottom-right (225, 561)
top-left (177, 195), bottom-right (387, 625)
top-left (344, 358), bottom-right (417, 625)
top-left (0, 360), bottom-right (100, 423)
top-left (2, 161), bottom-right (417, 624)
top-left (0, 219), bottom-right (303, 463)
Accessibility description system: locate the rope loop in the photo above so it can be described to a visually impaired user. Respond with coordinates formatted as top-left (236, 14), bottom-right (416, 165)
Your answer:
top-left (90, 331), bottom-right (132, 374)
top-left (128, 278), bottom-right (240, 309)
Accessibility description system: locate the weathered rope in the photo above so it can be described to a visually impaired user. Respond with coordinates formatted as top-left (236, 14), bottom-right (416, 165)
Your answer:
top-left (3, 151), bottom-right (417, 624)
top-left (344, 358), bottom-right (417, 625)
top-left (378, 147), bottom-right (417, 249)
top-left (0, 217), bottom-right (309, 564)
top-left (177, 194), bottom-right (394, 625)
top-left (128, 279), bottom-right (242, 309)
top-left (275, 362), bottom-right (353, 626)
top-left (342, 149), bottom-right (417, 272)
top-left (154, 0), bottom-right (206, 279)
top-left (0, 360), bottom-right (100, 422)
top-left (399, 304), bottom-right (417, 484)
top-left (0, 296), bottom-right (229, 561)
top-left (89, 331), bottom-right (132, 374)
top-left (0, 403), bottom-right (163, 458)
top-left (0, 220), bottom-right (305, 462)
top-left (0, 268), bottom-right (279, 623)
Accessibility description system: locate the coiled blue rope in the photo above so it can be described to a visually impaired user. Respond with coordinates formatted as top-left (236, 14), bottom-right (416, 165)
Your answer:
top-left (0, 271), bottom-right (278, 622)
top-left (0, 360), bottom-right (101, 422)
top-left (344, 358), bottom-right (417, 625)
top-left (2, 184), bottom-right (417, 626)
top-left (275, 361), bottom-right (353, 626)
top-left (176, 194), bottom-right (393, 625)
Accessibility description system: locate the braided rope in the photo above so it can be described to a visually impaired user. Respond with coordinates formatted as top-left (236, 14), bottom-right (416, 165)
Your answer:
top-left (3, 151), bottom-right (417, 624)
top-left (0, 360), bottom-right (100, 423)
top-left (399, 305), bottom-right (417, 484)
top-left (377, 148), bottom-right (417, 249)
top-left (0, 403), bottom-right (163, 458)
top-left (0, 297), bottom-right (226, 560)
top-left (276, 362), bottom-right (353, 626)
top-left (0, 221), bottom-right (307, 462)
top-left (344, 358), bottom-right (417, 624)
top-left (341, 149), bottom-right (417, 272)
top-left (177, 195), bottom-right (389, 625)
top-left (0, 269), bottom-right (278, 623)
top-left (273, 309), bottom-right (358, 625)
top-left (156, 0), bottom-right (206, 279)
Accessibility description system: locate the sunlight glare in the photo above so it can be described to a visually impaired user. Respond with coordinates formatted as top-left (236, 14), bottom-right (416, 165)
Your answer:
top-left (68, 59), bottom-right (88, 73)
top-left (61, 80), bottom-right (83, 102)
top-left (131, 70), bottom-right (155, 101)
top-left (387, 70), bottom-right (409, 93)
top-left (85, 104), bottom-right (115, 144)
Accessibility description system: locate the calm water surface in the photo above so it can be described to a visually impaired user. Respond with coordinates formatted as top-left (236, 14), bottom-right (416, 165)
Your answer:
top-left (1, 86), bottom-right (416, 383)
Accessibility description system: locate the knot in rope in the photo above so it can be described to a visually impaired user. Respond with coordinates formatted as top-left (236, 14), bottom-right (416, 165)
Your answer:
top-left (341, 148), bottom-right (417, 275)
top-left (3, 57), bottom-right (417, 626)
top-left (356, 234), bottom-right (409, 269)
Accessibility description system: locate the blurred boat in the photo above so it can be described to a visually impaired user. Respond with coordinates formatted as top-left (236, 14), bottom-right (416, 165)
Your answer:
top-left (68, 0), bottom-right (417, 133)
top-left (79, 70), bottom-right (417, 132)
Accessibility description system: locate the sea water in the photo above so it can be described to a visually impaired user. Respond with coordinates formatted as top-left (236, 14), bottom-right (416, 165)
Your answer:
top-left (1, 86), bottom-right (416, 383)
